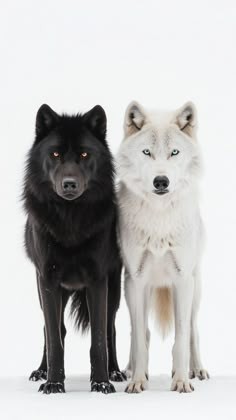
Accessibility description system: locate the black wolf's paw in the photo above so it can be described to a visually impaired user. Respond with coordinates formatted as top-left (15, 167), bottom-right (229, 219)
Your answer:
top-left (29, 369), bottom-right (47, 381)
top-left (38, 381), bottom-right (65, 394)
top-left (91, 381), bottom-right (116, 394)
top-left (109, 370), bottom-right (127, 382)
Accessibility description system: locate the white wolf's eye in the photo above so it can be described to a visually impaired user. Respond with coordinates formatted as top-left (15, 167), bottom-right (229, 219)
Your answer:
top-left (171, 149), bottom-right (179, 156)
top-left (142, 149), bottom-right (151, 156)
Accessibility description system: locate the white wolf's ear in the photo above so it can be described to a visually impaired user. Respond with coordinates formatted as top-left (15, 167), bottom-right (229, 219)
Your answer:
top-left (175, 102), bottom-right (197, 138)
top-left (124, 101), bottom-right (148, 137)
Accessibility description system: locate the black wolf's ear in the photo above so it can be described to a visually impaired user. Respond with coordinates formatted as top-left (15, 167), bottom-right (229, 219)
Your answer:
top-left (35, 104), bottom-right (60, 140)
top-left (83, 105), bottom-right (107, 141)
top-left (175, 102), bottom-right (197, 138)
top-left (124, 101), bottom-right (148, 138)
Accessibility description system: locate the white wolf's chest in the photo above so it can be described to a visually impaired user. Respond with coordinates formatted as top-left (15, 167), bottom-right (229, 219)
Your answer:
top-left (119, 195), bottom-right (194, 247)
top-left (118, 190), bottom-right (201, 286)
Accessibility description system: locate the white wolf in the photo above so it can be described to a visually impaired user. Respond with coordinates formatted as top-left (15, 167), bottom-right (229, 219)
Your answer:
top-left (116, 101), bottom-right (209, 393)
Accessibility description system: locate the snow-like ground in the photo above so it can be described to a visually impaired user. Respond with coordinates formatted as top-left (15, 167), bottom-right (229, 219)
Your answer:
top-left (2, 375), bottom-right (236, 420)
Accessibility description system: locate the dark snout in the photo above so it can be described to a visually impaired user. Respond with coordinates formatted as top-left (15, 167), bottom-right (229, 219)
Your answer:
top-left (153, 176), bottom-right (169, 195)
top-left (52, 162), bottom-right (87, 201)
top-left (61, 177), bottom-right (80, 200)
top-left (62, 177), bottom-right (78, 192)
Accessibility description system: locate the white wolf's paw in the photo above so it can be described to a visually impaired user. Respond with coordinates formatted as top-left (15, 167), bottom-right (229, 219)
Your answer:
top-left (125, 378), bottom-right (148, 394)
top-left (122, 368), bottom-right (132, 379)
top-left (171, 377), bottom-right (194, 393)
top-left (189, 368), bottom-right (210, 381)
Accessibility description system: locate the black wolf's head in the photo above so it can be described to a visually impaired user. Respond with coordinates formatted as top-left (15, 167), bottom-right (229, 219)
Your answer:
top-left (25, 104), bottom-right (114, 202)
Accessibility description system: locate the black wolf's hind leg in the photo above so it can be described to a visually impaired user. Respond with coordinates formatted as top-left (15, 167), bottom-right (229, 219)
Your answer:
top-left (87, 279), bottom-right (116, 394)
top-left (107, 265), bottom-right (127, 382)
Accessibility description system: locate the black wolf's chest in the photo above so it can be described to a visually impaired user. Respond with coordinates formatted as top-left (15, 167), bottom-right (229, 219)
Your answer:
top-left (44, 255), bottom-right (87, 290)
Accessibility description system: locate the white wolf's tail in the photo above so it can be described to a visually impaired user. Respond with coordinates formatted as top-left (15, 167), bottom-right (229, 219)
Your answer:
top-left (152, 287), bottom-right (174, 338)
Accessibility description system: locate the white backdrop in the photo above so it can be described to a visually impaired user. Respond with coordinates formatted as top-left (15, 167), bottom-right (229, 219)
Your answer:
top-left (1, 0), bottom-right (236, 383)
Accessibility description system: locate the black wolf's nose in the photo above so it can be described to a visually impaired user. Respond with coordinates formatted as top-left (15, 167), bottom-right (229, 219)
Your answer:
top-left (62, 177), bottom-right (78, 192)
top-left (153, 176), bottom-right (169, 190)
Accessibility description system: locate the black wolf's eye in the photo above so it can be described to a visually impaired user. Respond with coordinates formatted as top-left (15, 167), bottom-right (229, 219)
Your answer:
top-left (81, 152), bottom-right (88, 159)
top-left (142, 149), bottom-right (151, 156)
top-left (52, 152), bottom-right (60, 158)
top-left (171, 149), bottom-right (179, 156)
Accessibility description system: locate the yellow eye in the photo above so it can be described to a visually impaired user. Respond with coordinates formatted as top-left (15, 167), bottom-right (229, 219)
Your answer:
top-left (81, 152), bottom-right (88, 159)
top-left (53, 152), bottom-right (60, 158)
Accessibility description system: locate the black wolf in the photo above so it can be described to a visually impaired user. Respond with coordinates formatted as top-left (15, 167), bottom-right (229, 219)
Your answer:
top-left (23, 104), bottom-right (125, 394)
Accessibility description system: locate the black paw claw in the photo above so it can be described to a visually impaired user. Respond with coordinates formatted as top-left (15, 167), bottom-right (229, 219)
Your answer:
top-left (38, 381), bottom-right (65, 394)
top-left (199, 370), bottom-right (210, 380)
top-left (109, 370), bottom-right (127, 382)
top-left (91, 381), bottom-right (116, 394)
top-left (189, 371), bottom-right (196, 379)
top-left (29, 369), bottom-right (47, 381)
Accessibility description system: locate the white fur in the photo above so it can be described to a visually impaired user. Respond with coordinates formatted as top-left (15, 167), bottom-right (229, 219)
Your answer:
top-left (116, 101), bottom-right (209, 393)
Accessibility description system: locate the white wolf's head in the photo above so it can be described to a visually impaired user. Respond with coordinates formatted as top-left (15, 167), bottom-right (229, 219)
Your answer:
top-left (117, 101), bottom-right (202, 205)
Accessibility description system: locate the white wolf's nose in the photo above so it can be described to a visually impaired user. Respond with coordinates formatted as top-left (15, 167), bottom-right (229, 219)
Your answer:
top-left (153, 176), bottom-right (169, 190)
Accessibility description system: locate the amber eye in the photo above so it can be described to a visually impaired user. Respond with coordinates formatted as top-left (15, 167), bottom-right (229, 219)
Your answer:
top-left (81, 152), bottom-right (88, 159)
top-left (53, 152), bottom-right (60, 158)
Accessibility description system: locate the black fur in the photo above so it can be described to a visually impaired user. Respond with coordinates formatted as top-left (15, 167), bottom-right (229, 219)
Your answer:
top-left (24, 104), bottom-right (125, 394)
top-left (70, 288), bottom-right (90, 332)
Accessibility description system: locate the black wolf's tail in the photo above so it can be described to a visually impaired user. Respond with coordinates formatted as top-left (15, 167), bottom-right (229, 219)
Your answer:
top-left (70, 289), bottom-right (90, 333)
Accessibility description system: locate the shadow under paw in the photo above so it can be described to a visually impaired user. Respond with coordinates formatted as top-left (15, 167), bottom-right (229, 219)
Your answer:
top-left (109, 370), bottom-right (127, 382)
top-left (38, 381), bottom-right (65, 394)
top-left (91, 381), bottom-right (116, 394)
top-left (29, 369), bottom-right (47, 382)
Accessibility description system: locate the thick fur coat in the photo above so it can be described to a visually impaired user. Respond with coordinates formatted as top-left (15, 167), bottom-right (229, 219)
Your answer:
top-left (116, 101), bottom-right (209, 393)
top-left (23, 104), bottom-right (125, 394)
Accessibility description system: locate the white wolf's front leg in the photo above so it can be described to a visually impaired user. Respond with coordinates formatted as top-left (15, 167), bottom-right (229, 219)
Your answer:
top-left (124, 286), bottom-right (151, 381)
top-left (125, 279), bottom-right (149, 393)
top-left (189, 271), bottom-right (209, 380)
top-left (172, 275), bottom-right (194, 393)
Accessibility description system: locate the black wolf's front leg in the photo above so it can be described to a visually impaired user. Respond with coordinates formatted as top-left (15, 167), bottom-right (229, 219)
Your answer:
top-left (29, 280), bottom-right (69, 383)
top-left (37, 276), bottom-right (65, 394)
top-left (87, 279), bottom-right (116, 394)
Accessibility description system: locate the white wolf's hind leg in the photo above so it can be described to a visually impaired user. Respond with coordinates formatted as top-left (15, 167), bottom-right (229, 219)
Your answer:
top-left (123, 343), bottom-right (132, 379)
